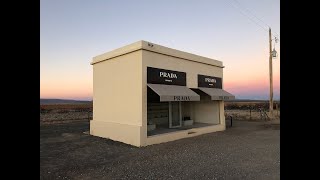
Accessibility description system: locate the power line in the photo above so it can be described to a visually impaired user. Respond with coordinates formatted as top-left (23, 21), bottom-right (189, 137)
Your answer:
top-left (231, 0), bottom-right (280, 39)
top-left (226, 1), bottom-right (268, 32)
top-left (226, 0), bottom-right (280, 40)
top-left (232, 0), bottom-right (280, 40)
top-left (232, 0), bottom-right (280, 39)
top-left (232, 1), bottom-right (268, 28)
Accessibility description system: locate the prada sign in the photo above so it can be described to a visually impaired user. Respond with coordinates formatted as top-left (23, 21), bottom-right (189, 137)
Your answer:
top-left (218, 96), bottom-right (230, 100)
top-left (174, 96), bottom-right (190, 101)
top-left (161, 96), bottom-right (196, 101)
top-left (198, 74), bottom-right (222, 89)
top-left (147, 67), bottom-right (186, 86)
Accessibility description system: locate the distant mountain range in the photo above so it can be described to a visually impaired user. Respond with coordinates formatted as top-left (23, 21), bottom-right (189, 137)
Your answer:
top-left (41, 98), bottom-right (278, 105)
top-left (40, 99), bottom-right (92, 105)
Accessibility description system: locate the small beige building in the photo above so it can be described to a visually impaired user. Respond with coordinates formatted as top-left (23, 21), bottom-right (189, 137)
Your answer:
top-left (90, 40), bottom-right (235, 147)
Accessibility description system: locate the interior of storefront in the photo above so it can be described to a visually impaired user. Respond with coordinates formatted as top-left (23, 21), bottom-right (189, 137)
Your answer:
top-left (147, 86), bottom-right (220, 136)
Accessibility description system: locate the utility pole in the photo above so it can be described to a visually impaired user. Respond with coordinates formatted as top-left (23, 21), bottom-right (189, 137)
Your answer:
top-left (269, 28), bottom-right (273, 116)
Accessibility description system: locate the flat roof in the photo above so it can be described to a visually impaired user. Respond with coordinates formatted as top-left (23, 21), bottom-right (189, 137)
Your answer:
top-left (91, 40), bottom-right (223, 68)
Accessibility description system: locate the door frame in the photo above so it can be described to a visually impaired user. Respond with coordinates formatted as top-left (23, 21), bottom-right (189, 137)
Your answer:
top-left (169, 101), bottom-right (182, 128)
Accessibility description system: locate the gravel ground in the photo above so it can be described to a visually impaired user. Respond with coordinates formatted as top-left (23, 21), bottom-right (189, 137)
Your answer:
top-left (40, 120), bottom-right (280, 180)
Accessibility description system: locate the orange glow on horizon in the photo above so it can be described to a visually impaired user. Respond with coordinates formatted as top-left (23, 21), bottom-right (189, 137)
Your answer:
top-left (40, 53), bottom-right (279, 100)
top-left (40, 80), bottom-right (92, 100)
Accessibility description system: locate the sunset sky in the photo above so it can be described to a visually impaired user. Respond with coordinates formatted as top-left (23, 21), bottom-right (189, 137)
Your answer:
top-left (40, 0), bottom-right (280, 100)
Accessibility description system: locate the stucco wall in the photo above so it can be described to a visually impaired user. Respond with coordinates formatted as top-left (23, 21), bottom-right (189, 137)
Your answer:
top-left (90, 50), bottom-right (143, 146)
top-left (192, 100), bottom-right (220, 124)
top-left (146, 124), bottom-right (225, 146)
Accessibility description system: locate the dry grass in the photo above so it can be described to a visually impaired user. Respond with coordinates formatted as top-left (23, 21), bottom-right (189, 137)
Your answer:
top-left (40, 103), bottom-right (92, 125)
top-left (224, 101), bottom-right (280, 121)
top-left (40, 103), bottom-right (92, 111)
top-left (225, 109), bottom-right (280, 121)
top-left (40, 101), bottom-right (280, 125)
top-left (40, 112), bottom-right (92, 125)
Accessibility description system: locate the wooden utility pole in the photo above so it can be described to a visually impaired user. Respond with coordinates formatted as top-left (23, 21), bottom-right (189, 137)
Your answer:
top-left (269, 28), bottom-right (273, 116)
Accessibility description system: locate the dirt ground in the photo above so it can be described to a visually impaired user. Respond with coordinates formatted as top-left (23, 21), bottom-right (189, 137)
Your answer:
top-left (40, 111), bottom-right (92, 125)
top-left (40, 120), bottom-right (280, 180)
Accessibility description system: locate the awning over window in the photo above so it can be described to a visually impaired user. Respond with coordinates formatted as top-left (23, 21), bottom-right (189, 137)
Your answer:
top-left (197, 87), bottom-right (235, 100)
top-left (147, 84), bottom-right (200, 102)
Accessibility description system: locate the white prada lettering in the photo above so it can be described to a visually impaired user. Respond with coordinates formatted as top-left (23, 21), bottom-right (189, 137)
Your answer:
top-left (160, 72), bottom-right (178, 79)
top-left (205, 78), bottom-right (216, 83)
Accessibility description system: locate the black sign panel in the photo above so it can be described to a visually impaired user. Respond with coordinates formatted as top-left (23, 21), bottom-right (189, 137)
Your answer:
top-left (147, 67), bottom-right (186, 86)
top-left (198, 74), bottom-right (222, 89)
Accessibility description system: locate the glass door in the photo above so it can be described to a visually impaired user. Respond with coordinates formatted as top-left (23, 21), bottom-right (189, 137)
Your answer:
top-left (169, 101), bottom-right (182, 128)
